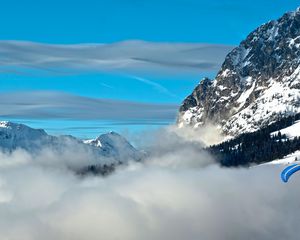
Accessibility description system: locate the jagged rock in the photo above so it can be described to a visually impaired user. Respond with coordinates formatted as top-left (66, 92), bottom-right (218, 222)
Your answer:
top-left (178, 7), bottom-right (300, 137)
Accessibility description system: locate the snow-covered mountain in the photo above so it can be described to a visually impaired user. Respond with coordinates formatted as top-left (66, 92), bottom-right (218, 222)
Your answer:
top-left (0, 121), bottom-right (54, 151)
top-left (0, 121), bottom-right (142, 165)
top-left (83, 131), bottom-right (144, 162)
top-left (178, 7), bottom-right (300, 137)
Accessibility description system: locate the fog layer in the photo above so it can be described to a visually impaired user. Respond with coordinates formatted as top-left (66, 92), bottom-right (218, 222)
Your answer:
top-left (0, 128), bottom-right (297, 240)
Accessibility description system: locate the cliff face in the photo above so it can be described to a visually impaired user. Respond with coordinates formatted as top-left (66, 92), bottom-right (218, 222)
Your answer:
top-left (178, 8), bottom-right (300, 136)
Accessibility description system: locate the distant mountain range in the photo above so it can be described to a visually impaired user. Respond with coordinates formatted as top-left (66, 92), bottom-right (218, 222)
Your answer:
top-left (0, 121), bottom-right (143, 172)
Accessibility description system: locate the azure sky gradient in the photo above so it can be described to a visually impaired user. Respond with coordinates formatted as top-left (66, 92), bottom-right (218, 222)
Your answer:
top-left (1, 0), bottom-right (299, 44)
top-left (0, 0), bottom-right (299, 138)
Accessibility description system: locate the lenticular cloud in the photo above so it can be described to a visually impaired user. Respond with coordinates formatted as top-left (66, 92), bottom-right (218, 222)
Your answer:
top-left (0, 40), bottom-right (233, 76)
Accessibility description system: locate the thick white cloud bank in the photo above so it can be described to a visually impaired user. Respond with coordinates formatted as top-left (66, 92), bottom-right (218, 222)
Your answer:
top-left (0, 128), bottom-right (298, 240)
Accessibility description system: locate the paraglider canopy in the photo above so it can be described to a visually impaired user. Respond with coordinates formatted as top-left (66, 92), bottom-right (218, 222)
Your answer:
top-left (281, 164), bottom-right (300, 183)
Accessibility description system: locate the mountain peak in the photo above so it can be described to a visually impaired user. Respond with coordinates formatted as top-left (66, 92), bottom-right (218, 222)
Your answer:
top-left (84, 131), bottom-right (143, 162)
top-left (0, 121), bottom-right (46, 133)
top-left (0, 121), bottom-right (27, 129)
top-left (0, 121), bottom-right (49, 151)
top-left (178, 7), bottom-right (300, 137)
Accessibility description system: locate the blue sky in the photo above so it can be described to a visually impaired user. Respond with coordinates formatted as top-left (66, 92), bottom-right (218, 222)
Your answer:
top-left (0, 0), bottom-right (299, 138)
top-left (1, 0), bottom-right (298, 44)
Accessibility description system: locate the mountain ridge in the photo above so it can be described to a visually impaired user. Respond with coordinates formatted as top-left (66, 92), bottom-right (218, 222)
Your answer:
top-left (0, 121), bottom-right (143, 167)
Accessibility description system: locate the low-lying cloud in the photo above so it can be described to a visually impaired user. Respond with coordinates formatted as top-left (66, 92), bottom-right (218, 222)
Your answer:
top-left (0, 126), bottom-right (297, 240)
top-left (0, 91), bottom-right (178, 122)
top-left (0, 40), bottom-right (234, 76)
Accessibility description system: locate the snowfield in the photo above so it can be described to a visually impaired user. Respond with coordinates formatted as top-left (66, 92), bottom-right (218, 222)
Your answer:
top-left (271, 120), bottom-right (300, 139)
top-left (260, 151), bottom-right (300, 166)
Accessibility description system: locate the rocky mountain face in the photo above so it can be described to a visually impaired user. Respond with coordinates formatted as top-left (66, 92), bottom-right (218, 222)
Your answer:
top-left (178, 7), bottom-right (300, 137)
top-left (0, 121), bottom-right (142, 165)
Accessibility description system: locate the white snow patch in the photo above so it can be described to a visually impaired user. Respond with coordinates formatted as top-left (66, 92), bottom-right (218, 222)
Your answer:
top-left (237, 80), bottom-right (255, 104)
top-left (220, 69), bottom-right (230, 77)
top-left (218, 85), bottom-right (227, 91)
top-left (271, 120), bottom-right (300, 139)
top-left (263, 151), bottom-right (300, 166)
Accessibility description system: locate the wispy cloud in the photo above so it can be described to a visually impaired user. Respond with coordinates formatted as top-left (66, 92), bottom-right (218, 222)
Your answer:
top-left (99, 82), bottom-right (114, 89)
top-left (0, 40), bottom-right (234, 76)
top-left (129, 75), bottom-right (176, 98)
top-left (0, 91), bottom-right (178, 122)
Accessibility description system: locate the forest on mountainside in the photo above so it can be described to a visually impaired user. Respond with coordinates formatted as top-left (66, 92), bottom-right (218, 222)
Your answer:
top-left (208, 113), bottom-right (300, 166)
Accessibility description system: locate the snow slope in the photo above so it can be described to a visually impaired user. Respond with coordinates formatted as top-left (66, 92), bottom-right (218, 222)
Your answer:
top-left (271, 120), bottom-right (300, 139)
top-left (262, 151), bottom-right (300, 166)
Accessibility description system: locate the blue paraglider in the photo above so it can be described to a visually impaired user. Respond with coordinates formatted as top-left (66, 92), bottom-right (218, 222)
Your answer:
top-left (281, 164), bottom-right (300, 183)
